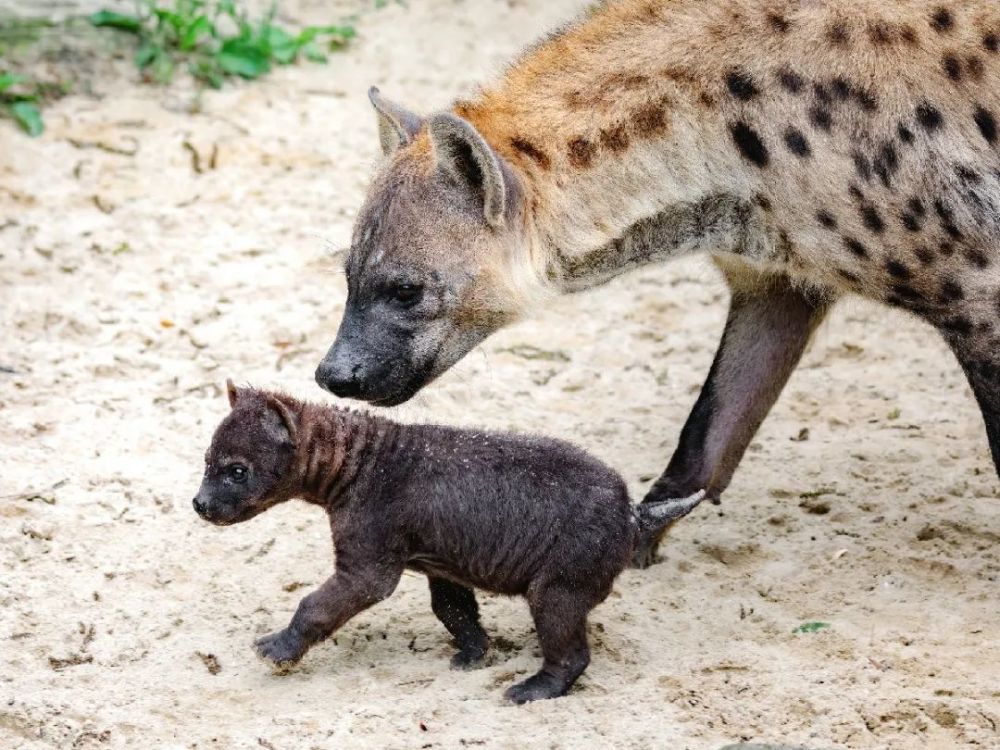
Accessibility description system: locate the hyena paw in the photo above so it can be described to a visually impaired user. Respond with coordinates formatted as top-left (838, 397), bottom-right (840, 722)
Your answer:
top-left (253, 629), bottom-right (307, 672)
top-left (450, 644), bottom-right (488, 671)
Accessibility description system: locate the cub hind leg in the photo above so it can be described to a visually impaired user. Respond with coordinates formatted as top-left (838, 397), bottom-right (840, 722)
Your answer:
top-left (428, 577), bottom-right (490, 669)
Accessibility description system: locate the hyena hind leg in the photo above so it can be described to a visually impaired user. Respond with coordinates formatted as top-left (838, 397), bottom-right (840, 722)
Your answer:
top-left (504, 583), bottom-right (592, 704)
top-left (428, 577), bottom-right (490, 669)
top-left (951, 346), bottom-right (1000, 479)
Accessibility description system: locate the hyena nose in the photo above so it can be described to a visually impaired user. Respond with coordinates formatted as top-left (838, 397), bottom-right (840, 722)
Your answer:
top-left (192, 497), bottom-right (207, 516)
top-left (315, 359), bottom-right (362, 399)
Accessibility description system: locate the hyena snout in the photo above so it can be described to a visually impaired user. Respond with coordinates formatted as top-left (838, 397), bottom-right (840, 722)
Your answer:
top-left (315, 348), bottom-right (362, 399)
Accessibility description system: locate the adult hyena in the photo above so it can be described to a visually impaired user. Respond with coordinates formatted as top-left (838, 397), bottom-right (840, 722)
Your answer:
top-left (315, 0), bottom-right (1000, 566)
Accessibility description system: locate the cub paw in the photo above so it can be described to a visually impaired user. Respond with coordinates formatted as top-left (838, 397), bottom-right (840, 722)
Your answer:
top-left (450, 646), bottom-right (488, 671)
top-left (253, 629), bottom-right (307, 672)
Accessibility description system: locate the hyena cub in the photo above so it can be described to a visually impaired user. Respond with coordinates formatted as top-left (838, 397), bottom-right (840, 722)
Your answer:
top-left (191, 381), bottom-right (703, 703)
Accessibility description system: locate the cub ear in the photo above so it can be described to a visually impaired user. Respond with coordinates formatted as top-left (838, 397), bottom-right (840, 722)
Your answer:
top-left (264, 395), bottom-right (298, 446)
top-left (427, 112), bottom-right (516, 228)
top-left (369, 86), bottom-right (423, 156)
top-left (226, 378), bottom-right (240, 409)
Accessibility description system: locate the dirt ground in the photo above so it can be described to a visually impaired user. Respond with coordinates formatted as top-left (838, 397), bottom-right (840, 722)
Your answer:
top-left (1, 1), bottom-right (998, 748)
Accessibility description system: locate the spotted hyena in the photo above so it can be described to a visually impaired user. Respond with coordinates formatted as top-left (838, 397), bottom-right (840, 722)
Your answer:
top-left (313, 0), bottom-right (1000, 566)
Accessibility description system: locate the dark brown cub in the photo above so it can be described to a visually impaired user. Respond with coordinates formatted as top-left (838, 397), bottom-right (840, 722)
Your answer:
top-left (191, 382), bottom-right (703, 703)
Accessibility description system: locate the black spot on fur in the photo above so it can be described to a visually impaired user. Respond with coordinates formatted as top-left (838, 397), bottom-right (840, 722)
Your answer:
top-left (914, 246), bottom-right (935, 265)
top-left (897, 123), bottom-right (915, 144)
top-left (633, 103), bottom-right (668, 136)
top-left (783, 128), bottom-right (811, 158)
top-left (816, 210), bottom-right (838, 229)
top-left (813, 82), bottom-right (832, 105)
top-left (567, 137), bottom-right (596, 168)
top-left (985, 33), bottom-right (999, 53)
top-left (956, 165), bottom-right (980, 184)
top-left (930, 8), bottom-right (953, 33)
top-left (831, 77), bottom-right (852, 100)
top-left (598, 124), bottom-right (629, 153)
top-left (942, 53), bottom-right (963, 81)
top-left (941, 316), bottom-right (973, 337)
top-left (848, 185), bottom-right (864, 202)
top-left (873, 142), bottom-right (899, 188)
top-left (756, 194), bottom-right (773, 211)
top-left (869, 21), bottom-right (894, 45)
top-left (767, 12), bottom-right (790, 33)
top-left (974, 106), bottom-right (998, 144)
top-left (827, 22), bottom-right (850, 46)
top-left (852, 151), bottom-right (873, 182)
top-left (854, 87), bottom-right (879, 113)
top-left (777, 69), bottom-right (804, 94)
top-left (902, 198), bottom-right (926, 231)
top-left (941, 279), bottom-right (965, 302)
top-left (939, 240), bottom-right (956, 257)
top-left (891, 284), bottom-right (923, 303)
top-left (886, 260), bottom-right (911, 279)
top-left (916, 102), bottom-right (944, 131)
top-left (838, 269), bottom-right (859, 283)
top-left (729, 122), bottom-right (769, 167)
top-left (809, 106), bottom-right (832, 131)
top-left (843, 237), bottom-right (868, 257)
top-left (965, 249), bottom-right (990, 268)
top-left (510, 138), bottom-right (551, 170)
top-left (726, 70), bottom-right (758, 101)
top-left (861, 204), bottom-right (885, 233)
top-left (934, 199), bottom-right (963, 239)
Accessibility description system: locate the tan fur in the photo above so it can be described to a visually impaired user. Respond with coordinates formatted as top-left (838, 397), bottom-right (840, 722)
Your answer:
top-left (419, 0), bottom-right (1000, 352)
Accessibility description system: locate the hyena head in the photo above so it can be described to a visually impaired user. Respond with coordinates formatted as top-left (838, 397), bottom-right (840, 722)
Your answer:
top-left (192, 381), bottom-right (298, 525)
top-left (315, 88), bottom-right (537, 406)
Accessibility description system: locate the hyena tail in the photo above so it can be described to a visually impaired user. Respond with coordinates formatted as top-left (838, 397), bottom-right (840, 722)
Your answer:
top-left (633, 490), bottom-right (706, 545)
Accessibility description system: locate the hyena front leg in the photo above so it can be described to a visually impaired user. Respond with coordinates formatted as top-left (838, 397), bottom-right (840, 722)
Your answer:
top-left (428, 576), bottom-right (490, 669)
top-left (947, 342), bottom-right (1000, 479)
top-left (633, 267), bottom-right (833, 568)
top-left (254, 557), bottom-right (404, 671)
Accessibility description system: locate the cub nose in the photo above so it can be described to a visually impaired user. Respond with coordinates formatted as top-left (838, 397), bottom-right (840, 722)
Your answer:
top-left (315, 359), bottom-right (362, 399)
top-left (193, 497), bottom-right (207, 515)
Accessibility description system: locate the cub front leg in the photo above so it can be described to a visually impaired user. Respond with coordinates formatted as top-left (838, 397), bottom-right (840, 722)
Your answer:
top-left (255, 561), bottom-right (403, 672)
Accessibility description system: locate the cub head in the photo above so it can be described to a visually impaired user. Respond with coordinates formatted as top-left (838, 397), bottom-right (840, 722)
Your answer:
top-left (315, 88), bottom-right (541, 406)
top-left (192, 381), bottom-right (298, 526)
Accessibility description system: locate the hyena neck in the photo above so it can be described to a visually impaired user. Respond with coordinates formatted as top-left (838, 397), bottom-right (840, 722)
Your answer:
top-left (456, 0), bottom-right (775, 291)
top-left (293, 404), bottom-right (393, 509)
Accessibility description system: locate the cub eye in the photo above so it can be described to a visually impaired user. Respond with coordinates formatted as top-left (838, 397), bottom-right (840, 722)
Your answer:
top-left (389, 283), bottom-right (423, 307)
top-left (228, 465), bottom-right (249, 483)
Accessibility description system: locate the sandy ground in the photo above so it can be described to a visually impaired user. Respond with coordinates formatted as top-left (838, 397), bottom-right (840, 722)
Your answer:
top-left (1, 1), bottom-right (999, 748)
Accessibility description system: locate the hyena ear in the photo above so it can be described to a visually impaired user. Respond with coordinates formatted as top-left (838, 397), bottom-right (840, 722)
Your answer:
top-left (427, 112), bottom-right (516, 228)
top-left (263, 395), bottom-right (298, 446)
top-left (369, 86), bottom-right (423, 156)
top-left (226, 378), bottom-right (240, 409)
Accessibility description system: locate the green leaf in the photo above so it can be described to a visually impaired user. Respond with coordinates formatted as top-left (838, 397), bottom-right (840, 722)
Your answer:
top-left (302, 44), bottom-right (327, 63)
top-left (8, 100), bottom-right (43, 136)
top-left (217, 39), bottom-right (271, 79)
top-left (151, 53), bottom-right (175, 84)
top-left (792, 621), bottom-right (830, 634)
top-left (180, 15), bottom-right (213, 51)
top-left (0, 73), bottom-right (25, 92)
top-left (88, 11), bottom-right (142, 32)
top-left (135, 42), bottom-right (158, 69)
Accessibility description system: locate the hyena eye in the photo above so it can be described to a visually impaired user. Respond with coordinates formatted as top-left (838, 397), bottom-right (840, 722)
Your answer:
top-left (389, 283), bottom-right (423, 307)
top-left (228, 465), bottom-right (249, 484)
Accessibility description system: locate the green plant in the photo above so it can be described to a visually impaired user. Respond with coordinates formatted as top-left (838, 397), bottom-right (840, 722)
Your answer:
top-left (89, 1), bottom-right (356, 88)
top-left (0, 73), bottom-right (44, 136)
top-left (792, 621), bottom-right (831, 634)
